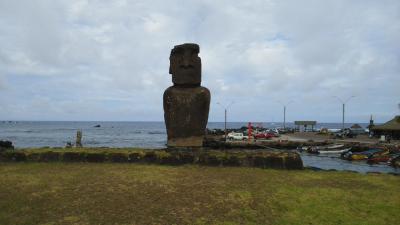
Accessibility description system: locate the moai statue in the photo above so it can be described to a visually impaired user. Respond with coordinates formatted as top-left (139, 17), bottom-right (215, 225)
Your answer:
top-left (163, 43), bottom-right (211, 148)
top-left (76, 130), bottom-right (82, 147)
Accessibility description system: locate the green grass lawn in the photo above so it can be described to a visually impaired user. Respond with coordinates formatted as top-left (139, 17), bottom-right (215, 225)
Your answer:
top-left (0, 163), bottom-right (399, 225)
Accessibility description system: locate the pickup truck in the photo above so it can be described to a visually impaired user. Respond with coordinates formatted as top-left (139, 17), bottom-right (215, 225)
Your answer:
top-left (226, 132), bottom-right (249, 141)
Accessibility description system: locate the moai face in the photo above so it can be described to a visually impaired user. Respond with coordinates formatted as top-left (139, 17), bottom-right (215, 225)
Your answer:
top-left (169, 43), bottom-right (201, 86)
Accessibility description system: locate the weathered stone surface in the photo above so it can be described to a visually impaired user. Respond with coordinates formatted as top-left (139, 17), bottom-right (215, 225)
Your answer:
top-left (164, 43), bottom-right (210, 147)
top-left (164, 86), bottom-right (210, 147)
top-left (169, 43), bottom-right (201, 86)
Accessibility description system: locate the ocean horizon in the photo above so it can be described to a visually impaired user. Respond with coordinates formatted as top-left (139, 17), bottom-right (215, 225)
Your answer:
top-left (1, 121), bottom-right (370, 148)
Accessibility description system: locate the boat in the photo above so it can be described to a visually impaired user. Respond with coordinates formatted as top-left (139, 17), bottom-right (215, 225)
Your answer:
top-left (319, 148), bottom-right (351, 154)
top-left (324, 144), bottom-right (345, 149)
top-left (306, 144), bottom-right (346, 154)
top-left (367, 155), bottom-right (392, 164)
top-left (341, 148), bottom-right (384, 161)
top-left (369, 153), bottom-right (400, 164)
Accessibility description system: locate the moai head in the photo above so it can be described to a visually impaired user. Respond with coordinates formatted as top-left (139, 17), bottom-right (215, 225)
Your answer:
top-left (169, 43), bottom-right (201, 86)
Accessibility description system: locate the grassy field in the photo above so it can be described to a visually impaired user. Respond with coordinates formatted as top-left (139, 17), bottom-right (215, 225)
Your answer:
top-left (0, 163), bottom-right (399, 225)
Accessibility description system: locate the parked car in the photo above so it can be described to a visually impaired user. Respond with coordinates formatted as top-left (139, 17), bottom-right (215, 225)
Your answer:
top-left (335, 128), bottom-right (357, 138)
top-left (227, 132), bottom-right (249, 141)
top-left (254, 133), bottom-right (274, 139)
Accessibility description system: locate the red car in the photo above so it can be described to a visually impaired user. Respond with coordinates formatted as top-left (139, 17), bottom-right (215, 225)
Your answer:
top-left (254, 133), bottom-right (274, 139)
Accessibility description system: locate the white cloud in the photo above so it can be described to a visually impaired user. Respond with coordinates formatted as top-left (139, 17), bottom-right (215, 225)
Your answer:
top-left (0, 0), bottom-right (399, 122)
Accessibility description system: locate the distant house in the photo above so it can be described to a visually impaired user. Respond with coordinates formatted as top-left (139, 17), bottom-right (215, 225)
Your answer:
top-left (371, 116), bottom-right (400, 139)
top-left (350, 124), bottom-right (365, 134)
top-left (294, 121), bottom-right (316, 132)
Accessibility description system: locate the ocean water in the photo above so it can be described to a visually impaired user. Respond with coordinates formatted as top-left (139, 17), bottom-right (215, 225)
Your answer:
top-left (2, 121), bottom-right (397, 174)
top-left (0, 121), bottom-right (368, 148)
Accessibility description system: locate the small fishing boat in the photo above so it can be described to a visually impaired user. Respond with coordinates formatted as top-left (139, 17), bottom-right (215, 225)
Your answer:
top-left (307, 144), bottom-right (347, 154)
top-left (341, 148), bottom-right (384, 161)
top-left (319, 148), bottom-right (351, 154)
top-left (367, 155), bottom-right (392, 164)
top-left (324, 144), bottom-right (345, 149)
top-left (368, 153), bottom-right (400, 164)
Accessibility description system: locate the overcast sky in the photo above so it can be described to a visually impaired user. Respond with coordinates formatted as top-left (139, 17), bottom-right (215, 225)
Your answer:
top-left (0, 0), bottom-right (399, 123)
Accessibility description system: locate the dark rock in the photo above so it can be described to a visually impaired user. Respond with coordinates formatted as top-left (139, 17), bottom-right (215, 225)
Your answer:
top-left (108, 153), bottom-right (129, 163)
top-left (143, 152), bottom-right (157, 163)
top-left (265, 155), bottom-right (285, 169)
top-left (128, 152), bottom-right (142, 162)
top-left (223, 155), bottom-right (241, 167)
top-left (86, 153), bottom-right (106, 162)
top-left (164, 43), bottom-right (210, 148)
top-left (159, 152), bottom-right (181, 165)
top-left (0, 140), bottom-right (14, 152)
top-left (198, 153), bottom-right (221, 166)
top-left (253, 155), bottom-right (266, 168)
top-left (94, 124), bottom-right (101, 128)
top-left (284, 154), bottom-right (304, 170)
top-left (179, 152), bottom-right (195, 164)
top-left (26, 153), bottom-right (41, 162)
top-left (39, 151), bottom-right (61, 162)
top-left (62, 152), bottom-right (86, 162)
top-left (1, 151), bottom-right (26, 162)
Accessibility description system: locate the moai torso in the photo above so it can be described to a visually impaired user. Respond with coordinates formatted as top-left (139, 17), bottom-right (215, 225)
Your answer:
top-left (163, 43), bottom-right (211, 147)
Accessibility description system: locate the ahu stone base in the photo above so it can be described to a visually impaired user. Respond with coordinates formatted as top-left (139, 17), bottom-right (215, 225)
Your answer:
top-left (0, 148), bottom-right (303, 170)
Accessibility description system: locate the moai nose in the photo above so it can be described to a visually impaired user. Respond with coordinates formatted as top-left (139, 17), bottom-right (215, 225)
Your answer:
top-left (183, 58), bottom-right (190, 67)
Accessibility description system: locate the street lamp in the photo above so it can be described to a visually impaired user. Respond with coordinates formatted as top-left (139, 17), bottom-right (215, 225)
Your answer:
top-left (278, 100), bottom-right (294, 130)
top-left (333, 95), bottom-right (355, 130)
top-left (217, 101), bottom-right (235, 142)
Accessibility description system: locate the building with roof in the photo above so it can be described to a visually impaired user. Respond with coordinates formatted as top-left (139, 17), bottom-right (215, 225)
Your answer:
top-left (350, 124), bottom-right (365, 135)
top-left (371, 116), bottom-right (400, 139)
top-left (294, 121), bottom-right (317, 132)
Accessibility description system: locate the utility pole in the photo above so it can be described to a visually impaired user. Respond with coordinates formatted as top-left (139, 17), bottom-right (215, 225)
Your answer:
top-left (224, 108), bottom-right (227, 140)
top-left (284, 106), bottom-right (286, 129)
top-left (217, 101), bottom-right (235, 142)
top-left (278, 100), bottom-right (293, 130)
top-left (333, 96), bottom-right (355, 130)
